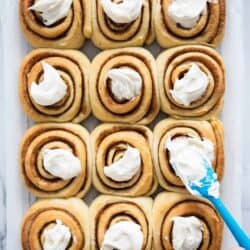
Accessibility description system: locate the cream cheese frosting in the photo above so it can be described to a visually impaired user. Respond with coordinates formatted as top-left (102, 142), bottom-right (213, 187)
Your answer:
top-left (42, 149), bottom-right (81, 180)
top-left (29, 0), bottom-right (73, 26)
top-left (170, 63), bottom-right (209, 106)
top-left (107, 67), bottom-right (142, 102)
top-left (172, 216), bottom-right (203, 250)
top-left (101, 0), bottom-right (143, 24)
top-left (104, 146), bottom-right (141, 182)
top-left (168, 0), bottom-right (216, 29)
top-left (43, 220), bottom-right (71, 250)
top-left (101, 221), bottom-right (143, 250)
top-left (165, 136), bottom-right (220, 197)
top-left (30, 61), bottom-right (67, 106)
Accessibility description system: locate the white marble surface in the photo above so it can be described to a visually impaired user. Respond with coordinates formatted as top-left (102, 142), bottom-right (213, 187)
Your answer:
top-left (1, 0), bottom-right (250, 249)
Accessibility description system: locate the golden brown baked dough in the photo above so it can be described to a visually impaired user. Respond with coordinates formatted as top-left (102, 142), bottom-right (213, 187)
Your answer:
top-left (91, 123), bottom-right (157, 197)
top-left (157, 45), bottom-right (225, 120)
top-left (91, 0), bottom-right (155, 49)
top-left (90, 47), bottom-right (160, 124)
top-left (90, 195), bottom-right (153, 250)
top-left (21, 198), bottom-right (89, 250)
top-left (154, 0), bottom-right (226, 48)
top-left (153, 192), bottom-right (223, 250)
top-left (19, 123), bottom-right (91, 198)
top-left (153, 118), bottom-right (224, 193)
top-left (19, 49), bottom-right (91, 123)
top-left (19, 0), bottom-right (91, 49)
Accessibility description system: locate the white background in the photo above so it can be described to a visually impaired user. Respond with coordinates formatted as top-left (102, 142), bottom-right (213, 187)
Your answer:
top-left (1, 0), bottom-right (250, 249)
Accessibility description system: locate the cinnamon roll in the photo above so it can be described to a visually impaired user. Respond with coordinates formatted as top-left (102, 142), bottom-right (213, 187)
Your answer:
top-left (19, 123), bottom-right (91, 198)
top-left (90, 195), bottom-right (153, 250)
top-left (91, 123), bottom-right (157, 197)
top-left (157, 45), bottom-right (225, 119)
top-left (91, 0), bottom-right (155, 49)
top-left (153, 192), bottom-right (223, 250)
top-left (153, 118), bottom-right (224, 193)
top-left (19, 49), bottom-right (91, 123)
top-left (154, 0), bottom-right (226, 48)
top-left (21, 198), bottom-right (89, 250)
top-left (90, 48), bottom-right (160, 124)
top-left (19, 0), bottom-right (91, 49)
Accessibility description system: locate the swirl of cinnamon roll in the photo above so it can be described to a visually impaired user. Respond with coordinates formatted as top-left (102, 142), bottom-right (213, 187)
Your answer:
top-left (19, 49), bottom-right (91, 123)
top-left (91, 123), bottom-right (157, 197)
top-left (21, 198), bottom-right (89, 250)
top-left (154, 0), bottom-right (226, 48)
top-left (19, 0), bottom-right (91, 49)
top-left (90, 47), bottom-right (160, 125)
top-left (19, 123), bottom-right (91, 198)
top-left (153, 192), bottom-right (223, 250)
top-left (90, 195), bottom-right (153, 250)
top-left (91, 0), bottom-right (155, 49)
top-left (157, 45), bottom-right (225, 120)
top-left (153, 118), bottom-right (224, 193)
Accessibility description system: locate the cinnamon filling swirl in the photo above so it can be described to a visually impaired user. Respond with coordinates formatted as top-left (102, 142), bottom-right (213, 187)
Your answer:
top-left (19, 49), bottom-right (91, 123)
top-left (153, 119), bottom-right (224, 193)
top-left (91, 124), bottom-right (157, 196)
top-left (20, 123), bottom-right (91, 198)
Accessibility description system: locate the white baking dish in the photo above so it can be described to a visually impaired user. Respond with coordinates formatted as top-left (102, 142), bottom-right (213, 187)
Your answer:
top-left (0, 0), bottom-right (248, 249)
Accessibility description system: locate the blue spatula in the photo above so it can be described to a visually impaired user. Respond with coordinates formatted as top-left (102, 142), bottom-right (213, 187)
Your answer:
top-left (184, 157), bottom-right (250, 249)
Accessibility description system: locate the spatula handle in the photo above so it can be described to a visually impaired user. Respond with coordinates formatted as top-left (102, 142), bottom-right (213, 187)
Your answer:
top-left (209, 197), bottom-right (250, 249)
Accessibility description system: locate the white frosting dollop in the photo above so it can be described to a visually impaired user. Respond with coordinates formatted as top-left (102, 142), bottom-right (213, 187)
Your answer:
top-left (101, 0), bottom-right (143, 24)
top-left (30, 62), bottom-right (67, 106)
top-left (42, 149), bottom-right (81, 180)
top-left (168, 0), bottom-right (216, 29)
top-left (101, 221), bottom-right (143, 250)
top-left (207, 180), bottom-right (220, 198)
top-left (107, 67), bottom-right (142, 102)
top-left (104, 146), bottom-right (141, 182)
top-left (29, 0), bottom-right (73, 26)
top-left (172, 216), bottom-right (203, 250)
top-left (170, 63), bottom-right (209, 106)
top-left (43, 220), bottom-right (71, 250)
top-left (165, 136), bottom-right (219, 197)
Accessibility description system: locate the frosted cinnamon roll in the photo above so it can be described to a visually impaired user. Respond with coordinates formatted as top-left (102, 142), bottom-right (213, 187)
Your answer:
top-left (91, 123), bottom-right (157, 197)
top-left (154, 0), bottom-right (226, 48)
top-left (19, 0), bottom-right (91, 49)
top-left (157, 45), bottom-right (225, 119)
top-left (153, 192), bottom-right (223, 250)
top-left (91, 0), bottom-right (155, 49)
top-left (90, 48), bottom-right (160, 124)
top-left (19, 123), bottom-right (91, 198)
top-left (153, 118), bottom-right (224, 193)
top-left (19, 49), bottom-right (91, 123)
top-left (90, 195), bottom-right (153, 250)
top-left (21, 198), bottom-right (89, 250)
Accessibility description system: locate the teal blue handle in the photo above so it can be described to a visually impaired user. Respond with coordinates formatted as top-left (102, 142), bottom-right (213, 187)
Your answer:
top-left (208, 197), bottom-right (250, 249)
